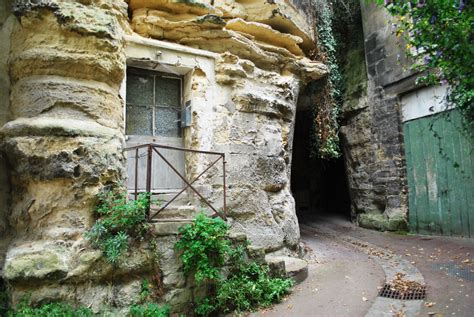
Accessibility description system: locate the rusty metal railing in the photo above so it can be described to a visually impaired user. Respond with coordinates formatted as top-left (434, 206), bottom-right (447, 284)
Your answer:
top-left (124, 143), bottom-right (226, 220)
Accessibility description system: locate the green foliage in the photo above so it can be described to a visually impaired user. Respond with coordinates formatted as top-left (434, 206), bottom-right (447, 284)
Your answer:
top-left (176, 214), bottom-right (293, 316)
top-left (203, 250), bottom-right (294, 315)
top-left (213, 264), bottom-right (293, 314)
top-left (175, 213), bottom-right (230, 284)
top-left (7, 301), bottom-right (93, 317)
top-left (375, 0), bottom-right (474, 129)
top-left (311, 1), bottom-right (344, 159)
top-left (128, 303), bottom-right (170, 317)
top-left (85, 190), bottom-right (151, 264)
top-left (139, 279), bottom-right (152, 302)
top-left (0, 290), bottom-right (9, 316)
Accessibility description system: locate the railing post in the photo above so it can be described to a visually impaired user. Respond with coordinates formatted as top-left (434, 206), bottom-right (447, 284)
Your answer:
top-left (222, 154), bottom-right (227, 219)
top-left (146, 144), bottom-right (152, 216)
top-left (134, 148), bottom-right (138, 200)
top-left (125, 143), bottom-right (228, 221)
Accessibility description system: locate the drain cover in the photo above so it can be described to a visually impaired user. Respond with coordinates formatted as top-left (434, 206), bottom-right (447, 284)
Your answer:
top-left (378, 283), bottom-right (427, 300)
top-left (433, 262), bottom-right (474, 281)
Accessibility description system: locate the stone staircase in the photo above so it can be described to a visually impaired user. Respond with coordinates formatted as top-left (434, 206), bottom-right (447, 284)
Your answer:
top-left (142, 191), bottom-right (309, 285)
top-left (145, 191), bottom-right (201, 235)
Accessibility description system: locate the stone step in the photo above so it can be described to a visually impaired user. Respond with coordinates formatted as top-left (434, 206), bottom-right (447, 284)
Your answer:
top-left (265, 255), bottom-right (308, 284)
top-left (151, 205), bottom-right (198, 220)
top-left (128, 190), bottom-right (192, 208)
top-left (151, 220), bottom-right (193, 236)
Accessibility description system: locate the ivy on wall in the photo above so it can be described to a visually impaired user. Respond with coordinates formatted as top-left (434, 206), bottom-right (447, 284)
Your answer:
top-left (310, 0), bottom-right (343, 159)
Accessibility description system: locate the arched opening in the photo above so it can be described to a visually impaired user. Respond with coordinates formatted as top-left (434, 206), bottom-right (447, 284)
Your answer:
top-left (291, 108), bottom-right (351, 223)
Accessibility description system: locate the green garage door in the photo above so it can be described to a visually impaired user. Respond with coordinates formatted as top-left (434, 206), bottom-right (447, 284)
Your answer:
top-left (404, 110), bottom-right (474, 237)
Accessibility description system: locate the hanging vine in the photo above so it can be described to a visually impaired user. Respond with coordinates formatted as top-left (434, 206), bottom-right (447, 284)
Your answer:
top-left (310, 0), bottom-right (344, 159)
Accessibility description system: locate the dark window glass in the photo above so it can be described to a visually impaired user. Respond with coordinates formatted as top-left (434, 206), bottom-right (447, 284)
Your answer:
top-left (126, 69), bottom-right (181, 137)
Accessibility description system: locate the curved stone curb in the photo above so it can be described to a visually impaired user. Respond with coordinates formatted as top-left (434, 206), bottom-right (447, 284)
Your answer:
top-left (300, 224), bottom-right (424, 317)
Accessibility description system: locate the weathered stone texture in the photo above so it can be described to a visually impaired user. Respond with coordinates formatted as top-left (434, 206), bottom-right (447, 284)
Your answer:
top-left (360, 2), bottom-right (414, 87)
top-left (1, 0), bottom-right (326, 312)
top-left (340, 2), bottom-right (408, 230)
top-left (0, 0), bottom-right (14, 270)
top-left (212, 58), bottom-right (303, 250)
top-left (0, 0), bottom-right (131, 310)
top-left (127, 0), bottom-right (326, 252)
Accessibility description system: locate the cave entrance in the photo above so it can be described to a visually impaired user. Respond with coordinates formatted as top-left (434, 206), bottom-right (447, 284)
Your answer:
top-left (291, 109), bottom-right (351, 223)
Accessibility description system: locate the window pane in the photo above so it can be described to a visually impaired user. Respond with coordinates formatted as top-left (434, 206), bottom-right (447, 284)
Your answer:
top-left (155, 106), bottom-right (180, 137)
top-left (126, 105), bottom-right (152, 135)
top-left (155, 77), bottom-right (180, 107)
top-left (126, 74), bottom-right (154, 106)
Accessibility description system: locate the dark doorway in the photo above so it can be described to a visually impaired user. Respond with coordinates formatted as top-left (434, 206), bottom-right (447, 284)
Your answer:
top-left (291, 109), bottom-right (351, 221)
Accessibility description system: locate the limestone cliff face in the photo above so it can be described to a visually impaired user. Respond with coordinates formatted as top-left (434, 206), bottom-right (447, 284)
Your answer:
top-left (0, 0), bottom-right (14, 274)
top-left (0, 0), bottom-right (326, 312)
top-left (127, 0), bottom-right (326, 252)
top-left (1, 0), bottom-right (130, 310)
top-left (213, 53), bottom-right (303, 250)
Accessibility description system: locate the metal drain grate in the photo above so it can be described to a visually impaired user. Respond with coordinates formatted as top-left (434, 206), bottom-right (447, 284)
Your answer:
top-left (433, 262), bottom-right (474, 281)
top-left (378, 283), bottom-right (427, 300)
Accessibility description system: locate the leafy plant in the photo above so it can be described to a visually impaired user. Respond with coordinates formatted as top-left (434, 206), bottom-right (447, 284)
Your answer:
top-left (128, 303), bottom-right (170, 317)
top-left (175, 214), bottom-right (293, 316)
top-left (0, 290), bottom-right (9, 316)
top-left (7, 301), bottom-right (93, 317)
top-left (200, 248), bottom-right (293, 315)
top-left (310, 0), bottom-right (344, 159)
top-left (375, 0), bottom-right (474, 129)
top-left (139, 279), bottom-right (152, 302)
top-left (175, 213), bottom-right (230, 284)
top-left (85, 190), bottom-right (151, 264)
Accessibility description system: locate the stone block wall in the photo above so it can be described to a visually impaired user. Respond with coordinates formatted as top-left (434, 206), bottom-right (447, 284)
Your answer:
top-left (339, 1), bottom-right (411, 230)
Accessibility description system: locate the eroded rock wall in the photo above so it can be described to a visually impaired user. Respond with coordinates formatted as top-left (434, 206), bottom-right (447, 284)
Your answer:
top-left (213, 54), bottom-right (303, 250)
top-left (0, 0), bottom-right (135, 311)
top-left (0, 0), bottom-right (14, 271)
top-left (0, 0), bottom-right (326, 312)
top-left (127, 0), bottom-right (326, 251)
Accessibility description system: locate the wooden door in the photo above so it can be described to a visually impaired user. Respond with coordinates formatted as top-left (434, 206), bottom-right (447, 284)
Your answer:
top-left (404, 110), bottom-right (474, 237)
top-left (125, 68), bottom-right (185, 192)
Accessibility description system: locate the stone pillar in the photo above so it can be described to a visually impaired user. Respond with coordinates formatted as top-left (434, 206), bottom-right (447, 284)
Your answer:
top-left (0, 0), bottom-right (14, 274)
top-left (1, 0), bottom-right (128, 304)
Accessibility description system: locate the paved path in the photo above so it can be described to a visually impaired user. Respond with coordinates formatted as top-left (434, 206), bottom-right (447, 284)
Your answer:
top-left (250, 223), bottom-right (384, 317)
top-left (252, 216), bottom-right (474, 317)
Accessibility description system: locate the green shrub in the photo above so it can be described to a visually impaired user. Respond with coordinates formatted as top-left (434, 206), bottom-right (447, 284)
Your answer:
top-left (128, 303), bottom-right (170, 317)
top-left (139, 279), bottom-right (152, 302)
top-left (8, 302), bottom-right (93, 317)
top-left (0, 289), bottom-right (9, 316)
top-left (175, 213), bottom-right (230, 284)
top-left (176, 214), bottom-right (293, 316)
top-left (197, 247), bottom-right (293, 315)
top-left (85, 190), bottom-right (151, 264)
